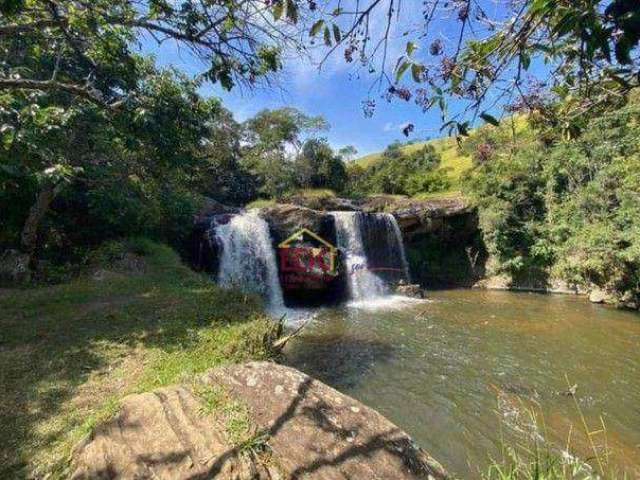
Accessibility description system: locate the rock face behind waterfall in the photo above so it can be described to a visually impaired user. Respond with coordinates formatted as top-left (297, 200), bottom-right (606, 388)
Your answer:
top-left (262, 204), bottom-right (349, 307)
top-left (71, 362), bottom-right (449, 480)
top-left (260, 204), bottom-right (336, 247)
top-left (189, 195), bottom-right (486, 301)
top-left (359, 195), bottom-right (486, 288)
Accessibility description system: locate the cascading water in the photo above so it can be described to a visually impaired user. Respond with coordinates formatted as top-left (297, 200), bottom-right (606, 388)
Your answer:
top-left (361, 212), bottom-right (411, 282)
top-left (331, 211), bottom-right (410, 301)
top-left (332, 212), bottom-right (387, 300)
top-left (214, 210), bottom-right (284, 310)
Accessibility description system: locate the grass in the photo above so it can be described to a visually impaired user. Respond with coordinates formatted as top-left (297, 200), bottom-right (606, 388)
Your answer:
top-left (193, 381), bottom-right (271, 462)
top-left (245, 189), bottom-right (337, 210)
top-left (194, 383), bottom-right (254, 446)
top-left (291, 188), bottom-right (336, 198)
top-left (485, 380), bottom-right (628, 480)
top-left (0, 239), bottom-right (279, 479)
top-left (245, 189), bottom-right (336, 209)
top-left (246, 198), bottom-right (277, 209)
top-left (412, 190), bottom-right (464, 200)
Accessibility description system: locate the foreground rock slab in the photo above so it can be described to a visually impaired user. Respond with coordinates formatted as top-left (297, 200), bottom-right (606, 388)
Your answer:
top-left (72, 362), bottom-right (448, 479)
top-left (70, 385), bottom-right (270, 479)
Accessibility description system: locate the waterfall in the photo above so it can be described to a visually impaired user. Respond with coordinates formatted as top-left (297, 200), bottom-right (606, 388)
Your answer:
top-left (214, 210), bottom-right (284, 310)
top-left (332, 211), bottom-right (409, 300)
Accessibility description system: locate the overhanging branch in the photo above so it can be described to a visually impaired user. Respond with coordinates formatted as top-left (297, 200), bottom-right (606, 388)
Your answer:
top-left (0, 78), bottom-right (110, 107)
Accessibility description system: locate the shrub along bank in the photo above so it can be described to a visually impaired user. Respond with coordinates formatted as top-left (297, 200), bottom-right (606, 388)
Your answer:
top-left (462, 93), bottom-right (640, 309)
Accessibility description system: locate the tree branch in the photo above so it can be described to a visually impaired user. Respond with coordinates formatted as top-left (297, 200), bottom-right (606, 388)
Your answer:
top-left (0, 78), bottom-right (109, 107)
top-left (0, 20), bottom-right (60, 36)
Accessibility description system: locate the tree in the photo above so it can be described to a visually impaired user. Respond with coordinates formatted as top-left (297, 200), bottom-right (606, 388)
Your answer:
top-left (241, 108), bottom-right (328, 198)
top-left (355, 141), bottom-right (445, 195)
top-left (308, 1), bottom-right (640, 135)
top-left (338, 145), bottom-right (358, 161)
top-left (294, 138), bottom-right (347, 191)
top-left (195, 105), bottom-right (258, 205)
top-left (0, 60), bottom-right (238, 261)
top-left (0, 0), bottom-right (309, 263)
top-left (0, 0), bottom-right (301, 101)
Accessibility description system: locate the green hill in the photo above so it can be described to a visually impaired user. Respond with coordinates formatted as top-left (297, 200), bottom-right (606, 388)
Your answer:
top-left (353, 136), bottom-right (473, 197)
top-left (353, 116), bottom-right (534, 198)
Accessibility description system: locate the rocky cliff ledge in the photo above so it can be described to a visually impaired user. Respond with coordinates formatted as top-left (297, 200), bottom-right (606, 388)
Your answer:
top-left (71, 362), bottom-right (448, 479)
top-left (284, 193), bottom-right (476, 242)
top-left (190, 194), bottom-right (486, 290)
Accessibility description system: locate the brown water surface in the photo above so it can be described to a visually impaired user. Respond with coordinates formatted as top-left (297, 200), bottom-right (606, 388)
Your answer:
top-left (285, 290), bottom-right (640, 478)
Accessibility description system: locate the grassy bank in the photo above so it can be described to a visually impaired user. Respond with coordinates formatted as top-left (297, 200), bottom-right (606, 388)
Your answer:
top-left (0, 239), bottom-right (278, 478)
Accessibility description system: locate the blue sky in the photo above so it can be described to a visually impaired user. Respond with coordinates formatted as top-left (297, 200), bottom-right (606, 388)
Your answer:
top-left (141, 41), bottom-right (446, 157)
top-left (138, 2), bottom-right (540, 157)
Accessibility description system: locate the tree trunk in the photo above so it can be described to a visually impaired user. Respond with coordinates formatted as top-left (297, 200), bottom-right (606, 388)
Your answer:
top-left (20, 182), bottom-right (63, 260)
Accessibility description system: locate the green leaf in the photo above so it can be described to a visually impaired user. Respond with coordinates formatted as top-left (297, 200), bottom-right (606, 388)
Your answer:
top-left (286, 0), bottom-right (298, 23)
top-left (395, 60), bottom-right (410, 82)
top-left (332, 24), bottom-right (341, 43)
top-left (519, 51), bottom-right (531, 70)
top-left (272, 1), bottom-right (283, 20)
top-left (1, 125), bottom-right (15, 149)
top-left (406, 41), bottom-right (417, 56)
top-left (480, 112), bottom-right (500, 126)
top-left (411, 64), bottom-right (424, 83)
top-left (310, 20), bottom-right (324, 37)
top-left (0, 0), bottom-right (24, 15)
top-left (323, 27), bottom-right (331, 46)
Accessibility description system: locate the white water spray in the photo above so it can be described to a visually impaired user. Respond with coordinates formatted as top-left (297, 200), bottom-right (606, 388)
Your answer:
top-left (215, 210), bottom-right (284, 310)
top-left (332, 212), bottom-right (387, 300)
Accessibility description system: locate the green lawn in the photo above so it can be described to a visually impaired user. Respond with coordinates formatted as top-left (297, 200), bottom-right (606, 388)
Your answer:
top-left (0, 240), bottom-right (277, 479)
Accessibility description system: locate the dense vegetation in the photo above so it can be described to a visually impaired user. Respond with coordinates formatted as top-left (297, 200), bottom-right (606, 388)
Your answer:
top-left (462, 92), bottom-right (640, 307)
top-left (348, 141), bottom-right (452, 196)
top-left (0, 92), bottom-right (354, 282)
top-left (348, 90), bottom-right (640, 307)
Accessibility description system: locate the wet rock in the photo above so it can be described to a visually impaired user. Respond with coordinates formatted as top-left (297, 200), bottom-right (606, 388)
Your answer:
top-left (474, 274), bottom-right (512, 290)
top-left (71, 362), bottom-right (449, 479)
top-left (619, 291), bottom-right (639, 310)
top-left (589, 288), bottom-right (610, 304)
top-left (259, 203), bottom-right (336, 247)
top-left (396, 281), bottom-right (425, 298)
top-left (359, 195), bottom-right (476, 241)
top-left (194, 196), bottom-right (240, 224)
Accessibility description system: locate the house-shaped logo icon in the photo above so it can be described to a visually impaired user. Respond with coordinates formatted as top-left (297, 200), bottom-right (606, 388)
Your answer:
top-left (277, 228), bottom-right (337, 276)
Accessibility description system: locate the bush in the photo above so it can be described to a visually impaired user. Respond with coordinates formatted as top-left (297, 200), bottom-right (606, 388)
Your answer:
top-left (354, 142), bottom-right (447, 196)
top-left (463, 92), bottom-right (640, 305)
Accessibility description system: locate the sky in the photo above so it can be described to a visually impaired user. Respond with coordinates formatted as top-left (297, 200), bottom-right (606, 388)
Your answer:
top-left (148, 45), bottom-right (444, 157)
top-left (137, 1), bottom-right (538, 157)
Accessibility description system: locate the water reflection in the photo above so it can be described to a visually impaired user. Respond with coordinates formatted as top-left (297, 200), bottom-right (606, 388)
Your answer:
top-left (286, 312), bottom-right (396, 388)
top-left (285, 290), bottom-right (640, 478)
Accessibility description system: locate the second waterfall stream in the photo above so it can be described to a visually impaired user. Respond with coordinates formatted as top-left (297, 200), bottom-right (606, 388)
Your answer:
top-left (331, 211), bottom-right (409, 301)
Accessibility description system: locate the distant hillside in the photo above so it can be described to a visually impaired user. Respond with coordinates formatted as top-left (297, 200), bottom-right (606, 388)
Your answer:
top-left (353, 136), bottom-right (473, 197)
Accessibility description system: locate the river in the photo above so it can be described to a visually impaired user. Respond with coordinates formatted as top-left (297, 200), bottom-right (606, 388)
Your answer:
top-left (284, 290), bottom-right (640, 478)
